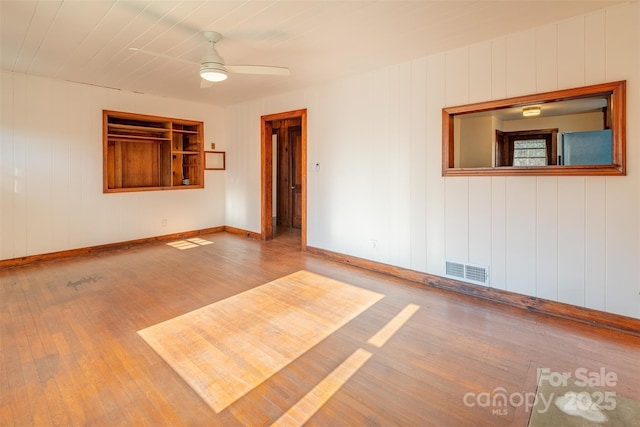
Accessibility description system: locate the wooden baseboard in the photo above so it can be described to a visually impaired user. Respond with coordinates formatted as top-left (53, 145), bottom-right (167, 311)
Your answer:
top-left (0, 226), bottom-right (225, 269)
top-left (305, 245), bottom-right (640, 337)
top-left (0, 225), bottom-right (263, 269)
top-left (223, 226), bottom-right (262, 240)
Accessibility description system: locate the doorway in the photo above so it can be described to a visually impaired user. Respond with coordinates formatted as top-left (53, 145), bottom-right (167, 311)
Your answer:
top-left (261, 109), bottom-right (307, 248)
top-left (274, 119), bottom-right (302, 229)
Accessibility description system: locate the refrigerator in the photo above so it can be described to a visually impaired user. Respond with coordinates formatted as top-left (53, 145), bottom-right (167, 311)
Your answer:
top-left (561, 129), bottom-right (612, 165)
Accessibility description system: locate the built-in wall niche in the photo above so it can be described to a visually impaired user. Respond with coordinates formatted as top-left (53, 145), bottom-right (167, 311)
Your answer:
top-left (103, 110), bottom-right (204, 192)
top-left (442, 80), bottom-right (626, 176)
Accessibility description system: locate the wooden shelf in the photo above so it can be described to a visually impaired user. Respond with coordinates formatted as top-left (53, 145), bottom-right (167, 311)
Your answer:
top-left (108, 123), bottom-right (170, 133)
top-left (172, 129), bottom-right (199, 134)
top-left (104, 110), bottom-right (204, 192)
top-left (107, 134), bottom-right (171, 141)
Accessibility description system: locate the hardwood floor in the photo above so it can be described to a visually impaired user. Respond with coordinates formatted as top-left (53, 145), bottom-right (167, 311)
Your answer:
top-left (1, 228), bottom-right (639, 426)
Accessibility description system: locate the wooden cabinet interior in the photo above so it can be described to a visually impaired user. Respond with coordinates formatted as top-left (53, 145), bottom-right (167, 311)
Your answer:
top-left (103, 111), bottom-right (204, 192)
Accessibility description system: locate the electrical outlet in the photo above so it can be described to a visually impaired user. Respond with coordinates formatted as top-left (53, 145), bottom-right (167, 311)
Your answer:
top-left (371, 239), bottom-right (378, 249)
top-left (161, 218), bottom-right (167, 227)
top-left (210, 142), bottom-right (216, 150)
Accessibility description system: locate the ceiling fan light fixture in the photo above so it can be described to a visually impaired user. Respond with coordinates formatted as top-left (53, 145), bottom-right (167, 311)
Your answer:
top-left (200, 63), bottom-right (228, 82)
top-left (200, 49), bottom-right (228, 82)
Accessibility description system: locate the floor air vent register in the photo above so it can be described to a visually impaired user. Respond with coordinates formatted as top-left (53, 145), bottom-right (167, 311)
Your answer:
top-left (445, 260), bottom-right (490, 286)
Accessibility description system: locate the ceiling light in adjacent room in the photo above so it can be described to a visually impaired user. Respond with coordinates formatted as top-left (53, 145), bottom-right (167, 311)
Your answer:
top-left (523, 106), bottom-right (541, 117)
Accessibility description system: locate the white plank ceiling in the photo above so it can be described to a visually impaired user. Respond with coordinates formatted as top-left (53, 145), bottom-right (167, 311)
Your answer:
top-left (0, 0), bottom-right (624, 106)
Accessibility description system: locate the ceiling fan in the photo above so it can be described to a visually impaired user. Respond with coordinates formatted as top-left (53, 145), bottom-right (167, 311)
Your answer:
top-left (129, 31), bottom-right (290, 87)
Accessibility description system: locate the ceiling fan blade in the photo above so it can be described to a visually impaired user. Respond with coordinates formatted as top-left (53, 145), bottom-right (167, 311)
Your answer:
top-left (227, 65), bottom-right (290, 76)
top-left (128, 47), bottom-right (196, 65)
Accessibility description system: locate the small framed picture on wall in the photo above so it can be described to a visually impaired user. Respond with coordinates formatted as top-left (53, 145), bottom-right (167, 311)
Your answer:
top-left (205, 151), bottom-right (225, 170)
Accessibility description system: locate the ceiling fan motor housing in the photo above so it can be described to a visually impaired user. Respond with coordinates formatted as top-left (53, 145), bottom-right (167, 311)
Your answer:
top-left (200, 50), bottom-right (228, 82)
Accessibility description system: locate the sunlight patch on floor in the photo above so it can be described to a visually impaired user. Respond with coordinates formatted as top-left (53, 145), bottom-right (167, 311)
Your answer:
top-left (139, 271), bottom-right (420, 424)
top-left (166, 238), bottom-right (213, 250)
top-left (368, 303), bottom-right (420, 347)
top-left (187, 237), bottom-right (214, 245)
top-left (270, 303), bottom-right (421, 425)
top-left (137, 271), bottom-right (383, 413)
top-left (271, 348), bottom-right (373, 426)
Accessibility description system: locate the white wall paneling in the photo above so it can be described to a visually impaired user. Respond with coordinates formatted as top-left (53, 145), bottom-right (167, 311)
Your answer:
top-left (505, 30), bottom-right (536, 97)
top-left (387, 63), bottom-right (412, 269)
top-left (469, 41), bottom-right (492, 104)
top-left (585, 10), bottom-right (606, 84)
top-left (605, 177), bottom-right (639, 317)
top-left (535, 177), bottom-right (559, 301)
top-left (491, 38), bottom-right (507, 100)
top-left (0, 71), bottom-right (227, 259)
top-left (558, 16), bottom-right (586, 89)
top-left (409, 57), bottom-right (428, 272)
top-left (445, 47), bottom-right (469, 107)
top-left (535, 24), bottom-right (559, 93)
top-left (584, 177), bottom-right (607, 311)
top-left (490, 177), bottom-right (507, 290)
top-left (444, 177), bottom-right (469, 264)
top-left (25, 75), bottom-right (54, 256)
top-left (557, 177), bottom-right (587, 307)
top-left (358, 68), bottom-right (393, 263)
top-left (468, 177), bottom-right (492, 271)
top-left (505, 177), bottom-right (538, 297)
top-left (424, 54), bottom-right (446, 276)
top-left (604, 2), bottom-right (640, 318)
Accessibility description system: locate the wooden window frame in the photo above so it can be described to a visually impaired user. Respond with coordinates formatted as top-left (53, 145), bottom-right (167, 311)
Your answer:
top-left (495, 129), bottom-right (558, 167)
top-left (442, 80), bottom-right (626, 176)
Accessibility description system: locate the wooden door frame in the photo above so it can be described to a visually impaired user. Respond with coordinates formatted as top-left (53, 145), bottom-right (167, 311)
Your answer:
top-left (260, 109), bottom-right (307, 249)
